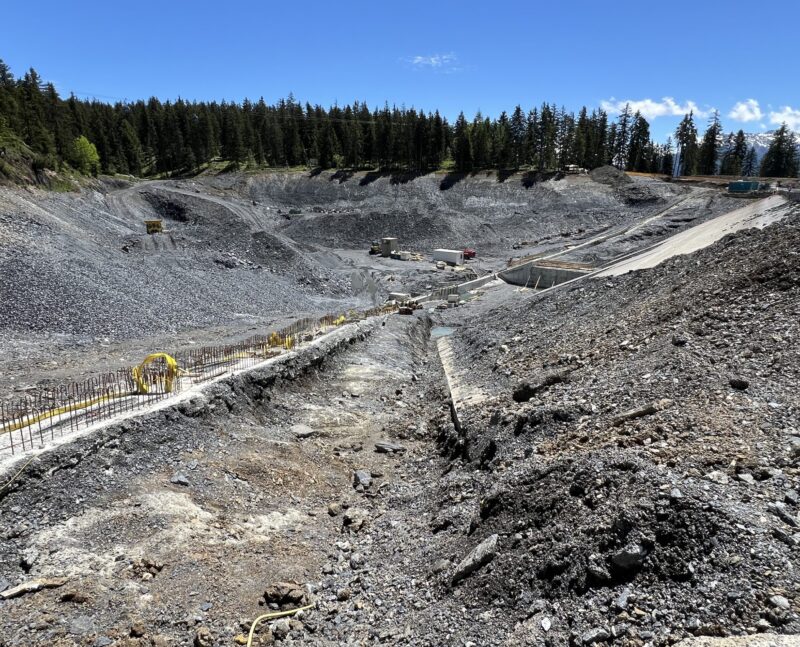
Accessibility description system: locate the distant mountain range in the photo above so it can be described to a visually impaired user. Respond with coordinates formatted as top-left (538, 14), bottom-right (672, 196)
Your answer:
top-left (729, 131), bottom-right (778, 162)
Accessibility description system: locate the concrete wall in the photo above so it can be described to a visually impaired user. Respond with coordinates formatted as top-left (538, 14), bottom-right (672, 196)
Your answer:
top-left (499, 263), bottom-right (591, 288)
top-left (414, 273), bottom-right (499, 304)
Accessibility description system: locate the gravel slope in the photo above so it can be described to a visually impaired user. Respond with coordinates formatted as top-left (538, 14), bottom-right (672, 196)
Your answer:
top-left (427, 211), bottom-right (800, 644)
top-left (0, 170), bottom-right (735, 397)
top-left (0, 198), bottom-right (798, 645)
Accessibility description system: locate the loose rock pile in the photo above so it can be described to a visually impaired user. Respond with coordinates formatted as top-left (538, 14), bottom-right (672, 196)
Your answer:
top-left (430, 214), bottom-right (800, 644)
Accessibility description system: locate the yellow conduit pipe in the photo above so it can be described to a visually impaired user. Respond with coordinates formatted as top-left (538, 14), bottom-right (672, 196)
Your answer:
top-left (0, 456), bottom-right (36, 494)
top-left (246, 604), bottom-right (314, 647)
top-left (3, 391), bottom-right (129, 434)
top-left (132, 353), bottom-right (179, 394)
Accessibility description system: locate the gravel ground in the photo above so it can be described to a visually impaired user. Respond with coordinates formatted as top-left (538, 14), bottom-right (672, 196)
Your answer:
top-left (2, 172), bottom-right (795, 646)
top-left (0, 170), bottom-right (739, 397)
top-left (428, 212), bottom-right (800, 644)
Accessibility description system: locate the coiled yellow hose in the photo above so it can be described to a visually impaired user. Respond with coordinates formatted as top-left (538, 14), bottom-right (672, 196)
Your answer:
top-left (246, 604), bottom-right (314, 647)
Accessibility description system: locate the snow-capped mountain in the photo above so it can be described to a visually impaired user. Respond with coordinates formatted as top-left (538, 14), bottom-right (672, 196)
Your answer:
top-left (731, 131), bottom-right (778, 162)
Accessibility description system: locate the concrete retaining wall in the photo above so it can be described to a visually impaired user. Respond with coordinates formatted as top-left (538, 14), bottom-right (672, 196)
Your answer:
top-left (0, 319), bottom-right (381, 490)
top-left (499, 263), bottom-right (592, 288)
top-left (414, 273), bottom-right (499, 304)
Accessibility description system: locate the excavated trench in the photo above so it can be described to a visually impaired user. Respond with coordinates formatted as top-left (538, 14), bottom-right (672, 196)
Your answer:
top-left (0, 313), bottom-right (454, 646)
top-left (2, 178), bottom-right (797, 646)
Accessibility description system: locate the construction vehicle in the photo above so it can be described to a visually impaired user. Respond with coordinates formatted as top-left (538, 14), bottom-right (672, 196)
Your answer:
top-left (398, 300), bottom-right (421, 315)
top-left (463, 248), bottom-right (476, 260)
top-left (368, 240), bottom-right (381, 255)
top-left (144, 219), bottom-right (163, 234)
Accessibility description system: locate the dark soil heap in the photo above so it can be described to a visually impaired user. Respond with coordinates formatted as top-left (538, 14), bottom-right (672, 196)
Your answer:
top-left (432, 215), bottom-right (800, 645)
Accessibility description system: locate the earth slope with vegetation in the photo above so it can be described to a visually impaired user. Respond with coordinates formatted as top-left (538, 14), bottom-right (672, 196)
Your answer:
top-left (2, 59), bottom-right (797, 187)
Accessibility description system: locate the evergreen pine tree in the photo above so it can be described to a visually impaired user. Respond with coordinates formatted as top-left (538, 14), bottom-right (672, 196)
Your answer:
top-left (317, 119), bottom-right (336, 168)
top-left (492, 112), bottom-right (513, 169)
top-left (674, 112), bottom-right (699, 175)
top-left (697, 111), bottom-right (722, 175)
top-left (719, 130), bottom-right (748, 176)
top-left (509, 106), bottom-right (526, 168)
top-left (221, 105), bottom-right (245, 164)
top-left (626, 112), bottom-right (650, 171)
top-left (759, 124), bottom-right (799, 177)
top-left (471, 112), bottom-right (490, 169)
top-left (741, 146), bottom-right (758, 177)
top-left (119, 119), bottom-right (143, 175)
top-left (612, 104), bottom-right (633, 169)
top-left (524, 109), bottom-right (539, 168)
top-left (661, 138), bottom-right (675, 175)
top-left (452, 112), bottom-right (472, 171)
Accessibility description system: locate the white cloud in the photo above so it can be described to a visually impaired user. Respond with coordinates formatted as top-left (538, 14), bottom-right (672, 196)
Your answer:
top-left (406, 53), bottom-right (460, 72)
top-left (728, 99), bottom-right (763, 122)
top-left (600, 97), bottom-right (710, 120)
top-left (768, 106), bottom-right (800, 131)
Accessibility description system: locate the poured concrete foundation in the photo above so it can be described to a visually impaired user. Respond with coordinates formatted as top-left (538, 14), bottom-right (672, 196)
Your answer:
top-left (499, 261), bottom-right (593, 288)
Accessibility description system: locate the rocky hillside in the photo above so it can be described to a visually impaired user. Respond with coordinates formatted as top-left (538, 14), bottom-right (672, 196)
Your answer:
top-left (427, 212), bottom-right (800, 644)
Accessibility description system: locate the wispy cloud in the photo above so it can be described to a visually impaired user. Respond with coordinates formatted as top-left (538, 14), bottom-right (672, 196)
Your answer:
top-left (600, 97), bottom-right (711, 120)
top-left (405, 53), bottom-right (461, 73)
top-left (769, 105), bottom-right (800, 131)
top-left (728, 99), bottom-right (763, 122)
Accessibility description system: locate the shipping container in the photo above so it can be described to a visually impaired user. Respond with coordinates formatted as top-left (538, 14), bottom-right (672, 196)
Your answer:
top-left (433, 249), bottom-right (464, 265)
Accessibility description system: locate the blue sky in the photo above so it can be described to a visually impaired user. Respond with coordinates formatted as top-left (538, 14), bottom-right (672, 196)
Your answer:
top-left (4, 0), bottom-right (799, 141)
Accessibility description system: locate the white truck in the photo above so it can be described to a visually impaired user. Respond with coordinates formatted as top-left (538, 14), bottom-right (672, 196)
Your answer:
top-left (433, 249), bottom-right (464, 266)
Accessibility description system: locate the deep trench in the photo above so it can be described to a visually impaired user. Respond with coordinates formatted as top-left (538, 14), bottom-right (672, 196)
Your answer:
top-left (0, 313), bottom-right (457, 645)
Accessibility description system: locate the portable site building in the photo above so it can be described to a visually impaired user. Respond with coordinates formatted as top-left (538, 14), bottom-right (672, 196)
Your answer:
top-left (380, 237), bottom-right (399, 257)
top-left (433, 249), bottom-right (464, 265)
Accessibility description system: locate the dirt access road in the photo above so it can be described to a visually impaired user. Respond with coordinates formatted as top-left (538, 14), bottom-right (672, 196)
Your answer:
top-left (599, 195), bottom-right (791, 276)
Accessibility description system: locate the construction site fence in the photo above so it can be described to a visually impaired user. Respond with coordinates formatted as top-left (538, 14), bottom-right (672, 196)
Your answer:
top-left (0, 304), bottom-right (397, 457)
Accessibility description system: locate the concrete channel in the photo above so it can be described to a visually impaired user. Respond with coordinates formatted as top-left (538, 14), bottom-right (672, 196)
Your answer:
top-left (497, 259), bottom-right (594, 289)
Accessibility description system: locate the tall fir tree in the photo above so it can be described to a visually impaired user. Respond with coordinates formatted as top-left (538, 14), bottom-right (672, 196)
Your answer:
top-left (674, 112), bottom-right (699, 176)
top-left (741, 146), bottom-right (758, 177)
top-left (626, 112), bottom-right (650, 171)
top-left (509, 105), bottom-right (526, 168)
top-left (453, 112), bottom-right (472, 171)
top-left (719, 130), bottom-right (748, 176)
top-left (759, 124), bottom-right (799, 178)
top-left (612, 104), bottom-right (633, 169)
top-left (697, 111), bottom-right (722, 175)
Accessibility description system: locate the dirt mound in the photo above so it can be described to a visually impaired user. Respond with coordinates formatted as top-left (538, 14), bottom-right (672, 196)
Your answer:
top-left (142, 192), bottom-right (190, 222)
top-left (244, 170), bottom-right (681, 253)
top-left (590, 164), bottom-right (633, 186)
top-left (462, 451), bottom-right (798, 640)
top-left (589, 165), bottom-right (662, 204)
top-left (432, 212), bottom-right (800, 643)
